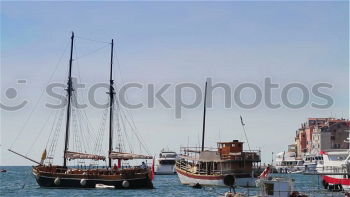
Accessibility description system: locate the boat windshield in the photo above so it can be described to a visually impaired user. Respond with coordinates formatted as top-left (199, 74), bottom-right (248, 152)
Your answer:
top-left (159, 160), bottom-right (176, 165)
top-left (328, 154), bottom-right (348, 161)
top-left (160, 153), bottom-right (177, 158)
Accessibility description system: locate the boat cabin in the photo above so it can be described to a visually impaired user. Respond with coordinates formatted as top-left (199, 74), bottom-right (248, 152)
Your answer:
top-left (218, 140), bottom-right (243, 154)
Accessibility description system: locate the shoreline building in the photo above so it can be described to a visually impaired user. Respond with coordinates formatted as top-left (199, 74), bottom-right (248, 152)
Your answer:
top-left (312, 119), bottom-right (350, 154)
top-left (287, 118), bottom-right (349, 159)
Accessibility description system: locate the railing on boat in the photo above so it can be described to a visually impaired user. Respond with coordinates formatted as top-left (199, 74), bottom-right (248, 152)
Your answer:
top-left (221, 151), bottom-right (261, 162)
top-left (304, 164), bottom-right (350, 175)
top-left (180, 146), bottom-right (218, 153)
top-left (176, 161), bottom-right (256, 176)
top-left (179, 146), bottom-right (261, 162)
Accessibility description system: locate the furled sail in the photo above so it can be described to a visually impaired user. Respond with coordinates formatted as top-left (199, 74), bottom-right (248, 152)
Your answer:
top-left (65, 151), bottom-right (106, 161)
top-left (40, 149), bottom-right (47, 164)
top-left (109, 152), bottom-right (153, 160)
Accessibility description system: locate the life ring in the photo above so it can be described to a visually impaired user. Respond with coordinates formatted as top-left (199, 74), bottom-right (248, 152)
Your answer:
top-left (122, 180), bottom-right (130, 188)
top-left (80, 179), bottom-right (87, 186)
top-left (54, 177), bottom-right (61, 185)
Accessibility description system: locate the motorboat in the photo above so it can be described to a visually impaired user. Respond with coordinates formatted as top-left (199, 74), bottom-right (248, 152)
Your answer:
top-left (155, 150), bottom-right (178, 175)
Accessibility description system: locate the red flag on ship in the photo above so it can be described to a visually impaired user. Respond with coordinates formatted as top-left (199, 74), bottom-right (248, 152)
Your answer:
top-left (117, 159), bottom-right (121, 168)
top-left (259, 165), bottom-right (271, 179)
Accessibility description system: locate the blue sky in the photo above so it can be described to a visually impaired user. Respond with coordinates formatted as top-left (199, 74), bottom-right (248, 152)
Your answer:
top-left (1, 1), bottom-right (349, 165)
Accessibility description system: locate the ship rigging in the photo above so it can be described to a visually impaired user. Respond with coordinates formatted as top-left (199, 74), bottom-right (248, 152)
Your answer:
top-left (8, 32), bottom-right (154, 189)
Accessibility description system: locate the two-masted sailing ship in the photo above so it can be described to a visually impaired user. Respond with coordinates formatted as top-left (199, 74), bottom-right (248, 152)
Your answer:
top-left (9, 32), bottom-right (154, 189)
top-left (175, 82), bottom-right (261, 187)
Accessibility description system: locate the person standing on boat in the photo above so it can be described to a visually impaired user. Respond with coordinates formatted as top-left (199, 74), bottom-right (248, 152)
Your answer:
top-left (141, 162), bottom-right (147, 169)
top-left (113, 163), bottom-right (118, 170)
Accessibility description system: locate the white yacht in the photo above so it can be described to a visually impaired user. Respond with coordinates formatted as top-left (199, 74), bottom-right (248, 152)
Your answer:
top-left (303, 154), bottom-right (323, 174)
top-left (154, 150), bottom-right (178, 175)
top-left (317, 132), bottom-right (349, 191)
top-left (318, 150), bottom-right (349, 191)
top-left (274, 151), bottom-right (305, 173)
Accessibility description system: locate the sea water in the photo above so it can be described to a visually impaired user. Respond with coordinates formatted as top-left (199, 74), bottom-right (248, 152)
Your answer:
top-left (0, 166), bottom-right (345, 197)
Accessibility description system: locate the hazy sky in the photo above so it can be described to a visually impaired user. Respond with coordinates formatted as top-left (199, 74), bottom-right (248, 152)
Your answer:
top-left (1, 1), bottom-right (349, 165)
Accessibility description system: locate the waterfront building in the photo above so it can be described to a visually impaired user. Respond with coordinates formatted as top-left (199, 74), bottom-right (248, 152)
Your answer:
top-left (296, 126), bottom-right (307, 158)
top-left (296, 118), bottom-right (349, 157)
top-left (311, 127), bottom-right (331, 154)
top-left (277, 118), bottom-right (349, 170)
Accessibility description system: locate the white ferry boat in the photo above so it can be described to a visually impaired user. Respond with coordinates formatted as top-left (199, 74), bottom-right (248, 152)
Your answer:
top-left (319, 132), bottom-right (350, 191)
top-left (154, 150), bottom-right (178, 175)
top-left (319, 150), bottom-right (349, 191)
top-left (274, 152), bottom-right (305, 173)
top-left (303, 154), bottom-right (323, 174)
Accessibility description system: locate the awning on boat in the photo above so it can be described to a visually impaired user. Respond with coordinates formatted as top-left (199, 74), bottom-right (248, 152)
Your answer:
top-left (179, 151), bottom-right (222, 162)
top-left (180, 155), bottom-right (225, 162)
top-left (109, 152), bottom-right (153, 160)
top-left (179, 155), bottom-right (200, 161)
top-left (65, 151), bottom-right (106, 161)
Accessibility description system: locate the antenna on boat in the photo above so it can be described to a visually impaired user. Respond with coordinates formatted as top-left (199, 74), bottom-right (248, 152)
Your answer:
top-left (108, 39), bottom-right (115, 168)
top-left (63, 31), bottom-right (74, 168)
top-left (201, 81), bottom-right (208, 152)
top-left (187, 136), bottom-right (190, 147)
top-left (240, 115), bottom-right (251, 151)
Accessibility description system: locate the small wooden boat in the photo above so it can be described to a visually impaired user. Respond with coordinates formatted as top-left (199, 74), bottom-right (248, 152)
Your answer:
top-left (176, 140), bottom-right (261, 187)
top-left (176, 82), bottom-right (261, 187)
top-left (0, 169), bottom-right (7, 173)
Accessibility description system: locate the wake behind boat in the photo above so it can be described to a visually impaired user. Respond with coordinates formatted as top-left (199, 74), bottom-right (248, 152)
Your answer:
top-left (9, 32), bottom-right (154, 189)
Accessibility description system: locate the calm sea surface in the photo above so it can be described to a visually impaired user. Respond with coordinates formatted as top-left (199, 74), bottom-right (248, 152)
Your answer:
top-left (0, 166), bottom-right (345, 197)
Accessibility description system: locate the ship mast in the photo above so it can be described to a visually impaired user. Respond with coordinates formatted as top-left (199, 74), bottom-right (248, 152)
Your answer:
top-left (108, 39), bottom-right (115, 167)
top-left (201, 81), bottom-right (208, 151)
top-left (63, 32), bottom-right (74, 167)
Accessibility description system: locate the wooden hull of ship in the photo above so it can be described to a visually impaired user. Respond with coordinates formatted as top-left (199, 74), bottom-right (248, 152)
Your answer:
top-left (176, 168), bottom-right (256, 187)
top-left (32, 167), bottom-right (153, 189)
